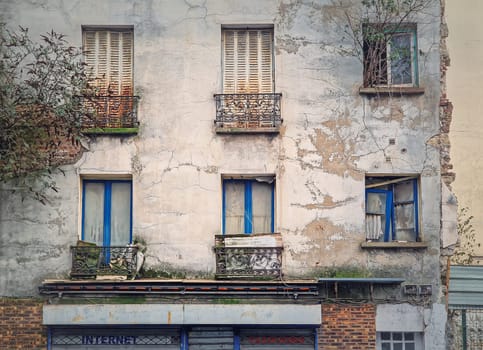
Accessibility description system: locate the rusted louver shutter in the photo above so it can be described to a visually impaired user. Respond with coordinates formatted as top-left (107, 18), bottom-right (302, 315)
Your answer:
top-left (223, 29), bottom-right (273, 94)
top-left (83, 29), bottom-right (133, 127)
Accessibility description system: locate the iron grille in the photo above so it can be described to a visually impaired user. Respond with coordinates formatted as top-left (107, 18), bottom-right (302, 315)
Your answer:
top-left (214, 245), bottom-right (282, 279)
top-left (70, 245), bottom-right (138, 279)
top-left (450, 309), bottom-right (483, 350)
top-left (214, 93), bottom-right (282, 130)
top-left (80, 95), bottom-right (139, 129)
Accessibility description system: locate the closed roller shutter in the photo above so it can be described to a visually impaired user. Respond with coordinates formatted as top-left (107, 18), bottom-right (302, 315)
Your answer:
top-left (188, 327), bottom-right (234, 350)
top-left (240, 328), bottom-right (315, 350)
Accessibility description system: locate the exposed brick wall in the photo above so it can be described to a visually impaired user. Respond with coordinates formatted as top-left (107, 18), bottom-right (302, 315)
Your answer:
top-left (319, 303), bottom-right (376, 350)
top-left (0, 298), bottom-right (46, 350)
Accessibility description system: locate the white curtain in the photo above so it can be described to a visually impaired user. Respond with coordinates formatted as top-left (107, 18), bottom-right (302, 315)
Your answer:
top-left (83, 182), bottom-right (105, 245)
top-left (110, 182), bottom-right (131, 245)
top-left (225, 182), bottom-right (245, 234)
top-left (366, 192), bottom-right (385, 240)
top-left (365, 214), bottom-right (383, 240)
top-left (252, 181), bottom-right (272, 233)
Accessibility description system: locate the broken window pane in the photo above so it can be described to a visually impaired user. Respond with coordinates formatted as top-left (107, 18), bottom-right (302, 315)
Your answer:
top-left (390, 33), bottom-right (412, 85)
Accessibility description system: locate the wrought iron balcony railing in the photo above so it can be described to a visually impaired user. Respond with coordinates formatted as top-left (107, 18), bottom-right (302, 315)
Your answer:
top-left (214, 233), bottom-right (283, 279)
top-left (80, 95), bottom-right (140, 130)
top-left (214, 93), bottom-right (282, 132)
top-left (70, 245), bottom-right (138, 279)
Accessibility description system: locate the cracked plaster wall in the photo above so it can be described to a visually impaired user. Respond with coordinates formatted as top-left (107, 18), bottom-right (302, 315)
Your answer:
top-left (0, 0), bottom-right (444, 300)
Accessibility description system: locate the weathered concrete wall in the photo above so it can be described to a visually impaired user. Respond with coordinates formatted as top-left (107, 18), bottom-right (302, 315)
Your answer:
top-left (0, 0), bottom-right (443, 299)
top-left (446, 0), bottom-right (483, 261)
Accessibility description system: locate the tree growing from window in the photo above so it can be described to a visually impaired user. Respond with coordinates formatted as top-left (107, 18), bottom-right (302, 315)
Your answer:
top-left (331, 0), bottom-right (434, 87)
top-left (0, 25), bottom-right (95, 203)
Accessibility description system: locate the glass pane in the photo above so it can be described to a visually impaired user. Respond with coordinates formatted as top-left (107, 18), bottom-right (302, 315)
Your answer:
top-left (252, 181), bottom-right (273, 233)
top-left (404, 333), bottom-right (414, 341)
top-left (83, 182), bottom-right (105, 245)
top-left (366, 192), bottom-right (386, 215)
top-left (381, 332), bottom-right (391, 340)
top-left (393, 343), bottom-right (402, 350)
top-left (405, 344), bottom-right (415, 350)
top-left (110, 182), bottom-right (132, 245)
top-left (382, 343), bottom-right (391, 350)
top-left (393, 333), bottom-right (403, 341)
top-left (390, 32), bottom-right (412, 85)
top-left (395, 204), bottom-right (416, 241)
top-left (394, 181), bottom-right (414, 203)
top-left (225, 182), bottom-right (245, 234)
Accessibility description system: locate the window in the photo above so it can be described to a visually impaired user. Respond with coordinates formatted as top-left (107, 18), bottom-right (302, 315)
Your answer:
top-left (377, 332), bottom-right (423, 350)
top-left (365, 176), bottom-right (419, 242)
top-left (216, 27), bottom-right (281, 131)
top-left (223, 177), bottom-right (274, 234)
top-left (82, 180), bottom-right (132, 246)
top-left (222, 27), bottom-right (274, 94)
top-left (82, 27), bottom-right (136, 129)
top-left (363, 24), bottom-right (418, 87)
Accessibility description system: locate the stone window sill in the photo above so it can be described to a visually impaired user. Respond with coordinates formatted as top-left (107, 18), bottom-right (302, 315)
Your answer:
top-left (361, 241), bottom-right (428, 249)
top-left (359, 86), bottom-right (425, 96)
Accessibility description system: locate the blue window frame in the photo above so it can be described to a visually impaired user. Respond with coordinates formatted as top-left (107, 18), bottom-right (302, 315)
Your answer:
top-left (365, 176), bottom-right (419, 242)
top-left (82, 179), bottom-right (133, 246)
top-left (223, 178), bottom-right (275, 234)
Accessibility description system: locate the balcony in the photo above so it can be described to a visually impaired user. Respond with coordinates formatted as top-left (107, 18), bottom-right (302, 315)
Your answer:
top-left (80, 95), bottom-right (140, 134)
top-left (214, 233), bottom-right (283, 279)
top-left (70, 244), bottom-right (138, 279)
top-left (214, 93), bottom-right (282, 133)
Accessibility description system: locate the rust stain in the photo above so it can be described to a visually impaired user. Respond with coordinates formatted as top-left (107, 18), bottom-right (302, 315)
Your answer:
top-left (72, 315), bottom-right (84, 322)
top-left (167, 311), bottom-right (171, 324)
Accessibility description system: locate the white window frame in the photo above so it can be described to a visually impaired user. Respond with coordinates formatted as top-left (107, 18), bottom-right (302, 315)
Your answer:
top-left (377, 331), bottom-right (424, 350)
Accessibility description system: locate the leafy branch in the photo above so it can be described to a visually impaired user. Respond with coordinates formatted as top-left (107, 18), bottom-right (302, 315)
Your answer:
top-left (0, 25), bottom-right (96, 203)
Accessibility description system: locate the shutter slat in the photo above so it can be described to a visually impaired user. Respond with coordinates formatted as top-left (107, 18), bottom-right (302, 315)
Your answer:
top-left (96, 31), bottom-right (108, 93)
top-left (223, 30), bottom-right (236, 94)
top-left (109, 32), bottom-right (120, 95)
top-left (236, 31), bottom-right (248, 93)
top-left (121, 31), bottom-right (133, 96)
top-left (248, 31), bottom-right (260, 93)
top-left (83, 31), bottom-right (98, 82)
top-left (260, 30), bottom-right (273, 93)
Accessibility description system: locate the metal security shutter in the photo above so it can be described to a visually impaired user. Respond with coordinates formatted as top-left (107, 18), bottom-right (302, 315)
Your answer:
top-left (51, 327), bottom-right (180, 350)
top-left (223, 29), bottom-right (273, 94)
top-left (240, 328), bottom-right (315, 350)
top-left (188, 327), bottom-right (234, 350)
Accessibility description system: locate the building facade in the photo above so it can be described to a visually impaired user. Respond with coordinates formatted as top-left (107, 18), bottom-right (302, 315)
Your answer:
top-left (0, 0), bottom-right (454, 349)
top-left (446, 0), bottom-right (483, 264)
